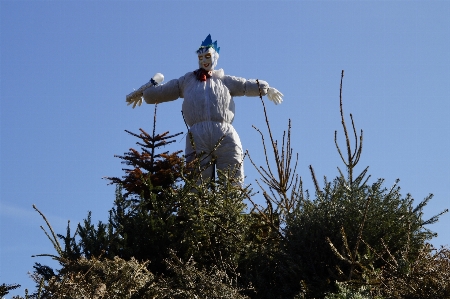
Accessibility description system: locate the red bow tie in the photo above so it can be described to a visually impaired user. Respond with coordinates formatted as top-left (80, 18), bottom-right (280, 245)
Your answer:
top-left (194, 68), bottom-right (212, 82)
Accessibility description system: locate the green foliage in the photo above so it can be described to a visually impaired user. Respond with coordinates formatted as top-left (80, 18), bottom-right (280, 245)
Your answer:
top-left (19, 72), bottom-right (448, 299)
top-left (25, 253), bottom-right (250, 299)
top-left (279, 72), bottom-right (448, 298)
top-left (324, 282), bottom-right (382, 299)
top-left (284, 175), bottom-right (442, 296)
top-left (105, 128), bottom-right (185, 202)
top-left (41, 256), bottom-right (158, 298)
top-left (162, 251), bottom-right (250, 299)
top-left (0, 283), bottom-right (21, 297)
top-left (73, 168), bottom-right (253, 274)
top-left (372, 243), bottom-right (450, 298)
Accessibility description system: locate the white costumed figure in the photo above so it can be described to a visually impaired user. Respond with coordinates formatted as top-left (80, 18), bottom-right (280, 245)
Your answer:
top-left (126, 34), bottom-right (283, 185)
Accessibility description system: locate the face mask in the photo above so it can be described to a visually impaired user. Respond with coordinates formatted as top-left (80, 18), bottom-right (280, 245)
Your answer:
top-left (198, 51), bottom-right (213, 71)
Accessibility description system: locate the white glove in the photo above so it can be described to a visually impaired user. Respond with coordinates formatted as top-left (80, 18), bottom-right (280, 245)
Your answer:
top-left (267, 87), bottom-right (283, 105)
top-left (125, 73), bottom-right (164, 109)
top-left (126, 95), bottom-right (143, 109)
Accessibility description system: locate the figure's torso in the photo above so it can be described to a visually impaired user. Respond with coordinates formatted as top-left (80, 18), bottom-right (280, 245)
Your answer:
top-left (181, 71), bottom-right (235, 127)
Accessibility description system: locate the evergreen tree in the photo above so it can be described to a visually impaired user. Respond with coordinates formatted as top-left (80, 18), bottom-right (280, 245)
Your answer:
top-left (279, 71), bottom-right (448, 297)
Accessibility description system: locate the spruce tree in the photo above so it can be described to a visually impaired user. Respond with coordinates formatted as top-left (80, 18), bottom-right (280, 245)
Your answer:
top-left (280, 71), bottom-right (448, 297)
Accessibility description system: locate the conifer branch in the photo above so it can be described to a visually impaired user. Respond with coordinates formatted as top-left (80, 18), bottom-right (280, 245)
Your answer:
top-left (339, 71), bottom-right (352, 166)
top-left (335, 70), bottom-right (364, 185)
top-left (33, 204), bottom-right (63, 256)
top-left (309, 165), bottom-right (321, 195)
top-left (335, 131), bottom-right (348, 167)
top-left (250, 80), bottom-right (298, 209)
top-left (249, 124), bottom-right (276, 182)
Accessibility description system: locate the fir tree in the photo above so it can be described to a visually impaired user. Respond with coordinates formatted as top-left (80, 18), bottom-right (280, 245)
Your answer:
top-left (105, 104), bottom-right (186, 201)
top-left (280, 71), bottom-right (448, 297)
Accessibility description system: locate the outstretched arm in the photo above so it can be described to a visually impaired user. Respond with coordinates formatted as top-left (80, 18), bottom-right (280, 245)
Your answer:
top-left (223, 76), bottom-right (284, 104)
top-left (143, 78), bottom-right (182, 104)
top-left (126, 74), bottom-right (183, 108)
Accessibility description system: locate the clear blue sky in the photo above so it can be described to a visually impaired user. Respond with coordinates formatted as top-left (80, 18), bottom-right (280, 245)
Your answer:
top-left (1, 1), bottom-right (449, 296)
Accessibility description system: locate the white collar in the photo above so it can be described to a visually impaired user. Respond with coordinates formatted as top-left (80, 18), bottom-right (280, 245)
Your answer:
top-left (212, 68), bottom-right (224, 79)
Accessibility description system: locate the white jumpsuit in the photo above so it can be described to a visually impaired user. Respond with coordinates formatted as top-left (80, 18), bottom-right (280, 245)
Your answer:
top-left (143, 69), bottom-right (270, 184)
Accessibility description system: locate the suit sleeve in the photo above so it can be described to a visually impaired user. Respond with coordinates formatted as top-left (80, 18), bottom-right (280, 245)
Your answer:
top-left (223, 75), bottom-right (269, 97)
top-left (143, 76), bottom-right (184, 104)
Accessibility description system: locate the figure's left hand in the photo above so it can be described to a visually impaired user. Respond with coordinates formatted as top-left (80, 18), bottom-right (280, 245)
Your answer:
top-left (267, 87), bottom-right (283, 105)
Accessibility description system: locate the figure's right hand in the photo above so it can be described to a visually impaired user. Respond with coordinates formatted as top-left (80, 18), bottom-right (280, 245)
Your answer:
top-left (126, 95), bottom-right (143, 109)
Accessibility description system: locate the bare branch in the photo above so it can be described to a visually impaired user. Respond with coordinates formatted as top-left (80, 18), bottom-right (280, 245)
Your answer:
top-left (335, 130), bottom-right (349, 167)
top-left (309, 165), bottom-right (321, 195)
top-left (335, 71), bottom-right (364, 185)
top-left (33, 205), bottom-right (63, 256)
